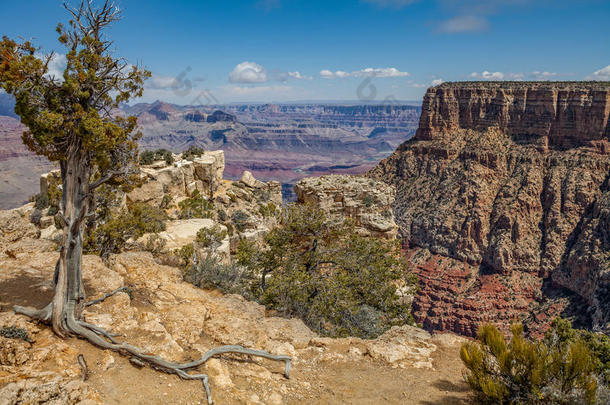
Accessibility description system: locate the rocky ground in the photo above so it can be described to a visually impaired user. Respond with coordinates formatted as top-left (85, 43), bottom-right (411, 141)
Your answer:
top-left (0, 206), bottom-right (472, 405)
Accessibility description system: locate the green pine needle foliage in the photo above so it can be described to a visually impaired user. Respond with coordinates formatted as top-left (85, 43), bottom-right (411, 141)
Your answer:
top-left (235, 203), bottom-right (416, 339)
top-left (461, 321), bottom-right (607, 404)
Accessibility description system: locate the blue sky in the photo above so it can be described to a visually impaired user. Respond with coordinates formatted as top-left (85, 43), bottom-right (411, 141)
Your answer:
top-left (2, 0), bottom-right (609, 104)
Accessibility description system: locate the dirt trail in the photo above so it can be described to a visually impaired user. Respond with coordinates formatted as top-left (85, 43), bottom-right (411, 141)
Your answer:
top-left (67, 337), bottom-right (472, 405)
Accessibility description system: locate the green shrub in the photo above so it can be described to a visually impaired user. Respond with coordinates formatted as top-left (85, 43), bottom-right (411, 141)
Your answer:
top-left (84, 202), bottom-right (167, 257)
top-left (0, 326), bottom-right (31, 342)
top-left (47, 205), bottom-right (59, 216)
top-left (173, 244), bottom-right (195, 268)
top-left (196, 225), bottom-right (228, 248)
top-left (178, 190), bottom-right (214, 219)
top-left (236, 203), bottom-right (415, 339)
top-left (29, 209), bottom-right (42, 226)
top-left (33, 193), bottom-right (50, 209)
top-left (461, 322), bottom-right (603, 405)
top-left (139, 149), bottom-right (174, 165)
top-left (182, 146), bottom-right (205, 161)
top-left (362, 194), bottom-right (376, 208)
top-left (258, 202), bottom-right (277, 218)
top-left (545, 318), bottom-right (610, 385)
top-left (231, 210), bottom-right (250, 232)
top-left (144, 233), bottom-right (167, 255)
top-left (183, 254), bottom-right (255, 299)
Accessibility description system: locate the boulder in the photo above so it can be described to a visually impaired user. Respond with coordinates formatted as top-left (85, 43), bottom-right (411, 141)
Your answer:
top-left (153, 166), bottom-right (185, 196)
top-left (138, 219), bottom-right (230, 264)
top-left (126, 180), bottom-right (164, 207)
top-left (193, 151), bottom-right (224, 184)
top-left (239, 171), bottom-right (265, 189)
top-left (294, 175), bottom-right (398, 239)
top-left (266, 181), bottom-right (283, 206)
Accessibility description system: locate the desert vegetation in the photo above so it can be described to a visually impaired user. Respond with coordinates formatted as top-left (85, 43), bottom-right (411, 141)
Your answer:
top-left (139, 148), bottom-right (174, 165)
top-left (461, 320), bottom-right (609, 404)
top-left (84, 201), bottom-right (167, 257)
top-left (182, 203), bottom-right (416, 339)
top-left (181, 145), bottom-right (206, 161)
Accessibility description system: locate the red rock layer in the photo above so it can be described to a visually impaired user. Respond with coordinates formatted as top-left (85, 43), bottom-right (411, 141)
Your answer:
top-left (372, 82), bottom-right (610, 336)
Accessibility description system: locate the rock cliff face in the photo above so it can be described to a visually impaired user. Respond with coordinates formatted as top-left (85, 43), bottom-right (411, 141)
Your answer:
top-left (294, 175), bottom-right (399, 239)
top-left (417, 82), bottom-right (610, 150)
top-left (371, 82), bottom-right (610, 336)
top-left (0, 117), bottom-right (54, 209)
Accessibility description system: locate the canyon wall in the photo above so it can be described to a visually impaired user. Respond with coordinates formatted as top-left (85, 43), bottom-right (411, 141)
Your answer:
top-left (371, 82), bottom-right (610, 336)
top-left (0, 116), bottom-right (54, 209)
top-left (131, 102), bottom-right (420, 200)
top-left (416, 82), bottom-right (610, 149)
top-left (0, 100), bottom-right (420, 208)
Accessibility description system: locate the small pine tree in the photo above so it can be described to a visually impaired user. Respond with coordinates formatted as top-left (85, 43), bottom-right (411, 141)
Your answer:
top-left (461, 322), bottom-right (600, 404)
top-left (236, 203), bottom-right (416, 338)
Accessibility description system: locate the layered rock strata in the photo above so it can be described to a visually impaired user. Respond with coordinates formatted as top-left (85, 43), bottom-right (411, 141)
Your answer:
top-left (371, 81), bottom-right (610, 336)
top-left (295, 174), bottom-right (399, 239)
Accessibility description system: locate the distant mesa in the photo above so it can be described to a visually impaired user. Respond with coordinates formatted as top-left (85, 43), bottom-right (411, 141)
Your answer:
top-left (184, 110), bottom-right (206, 122)
top-left (148, 101), bottom-right (177, 121)
top-left (206, 110), bottom-right (236, 123)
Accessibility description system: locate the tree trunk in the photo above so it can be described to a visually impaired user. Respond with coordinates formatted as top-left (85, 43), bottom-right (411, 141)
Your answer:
top-left (51, 145), bottom-right (91, 337)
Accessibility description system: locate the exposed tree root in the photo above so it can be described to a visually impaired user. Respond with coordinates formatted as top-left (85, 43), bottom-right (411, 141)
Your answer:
top-left (78, 354), bottom-right (88, 381)
top-left (14, 299), bottom-right (291, 404)
top-left (85, 286), bottom-right (130, 307)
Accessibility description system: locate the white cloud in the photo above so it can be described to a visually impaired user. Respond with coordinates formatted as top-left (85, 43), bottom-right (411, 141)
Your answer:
top-left (319, 69), bottom-right (335, 79)
top-left (431, 78), bottom-right (444, 86)
top-left (530, 71), bottom-right (558, 80)
top-left (229, 62), bottom-right (268, 83)
top-left (585, 65), bottom-right (610, 81)
top-left (39, 53), bottom-right (67, 80)
top-left (319, 67), bottom-right (409, 79)
top-left (362, 0), bottom-right (419, 8)
top-left (287, 71), bottom-right (312, 80)
top-left (275, 71), bottom-right (313, 81)
top-left (438, 15), bottom-right (490, 33)
top-left (470, 70), bottom-right (505, 80)
top-left (470, 70), bottom-right (562, 81)
top-left (354, 67), bottom-right (410, 78)
top-left (147, 74), bottom-right (179, 89)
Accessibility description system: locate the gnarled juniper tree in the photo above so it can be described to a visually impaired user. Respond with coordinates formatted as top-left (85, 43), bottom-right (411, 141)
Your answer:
top-left (0, 1), bottom-right (289, 403)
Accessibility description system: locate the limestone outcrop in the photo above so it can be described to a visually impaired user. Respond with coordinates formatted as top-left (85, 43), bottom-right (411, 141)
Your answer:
top-left (371, 81), bottom-right (610, 336)
top-left (0, 226), bottom-right (467, 404)
top-left (137, 219), bottom-right (231, 264)
top-left (294, 174), bottom-right (399, 239)
top-left (30, 150), bottom-right (284, 266)
top-left (128, 150), bottom-right (225, 204)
